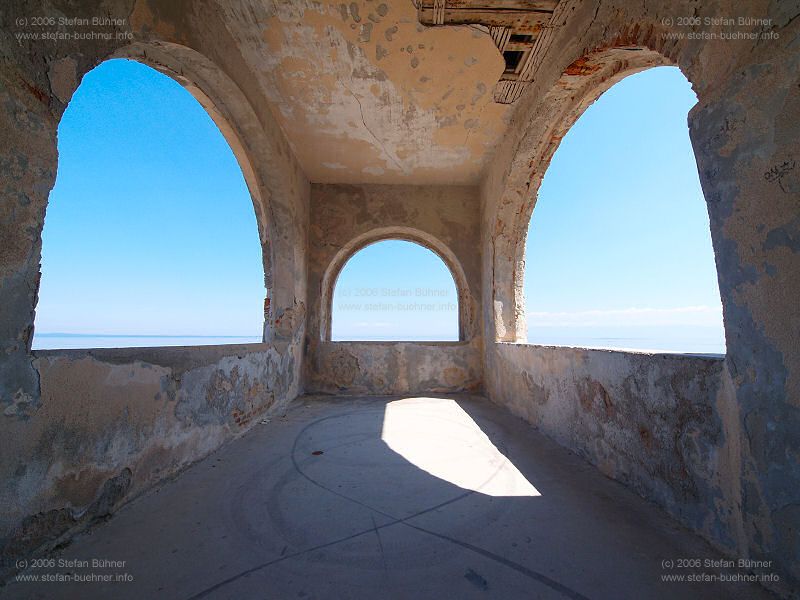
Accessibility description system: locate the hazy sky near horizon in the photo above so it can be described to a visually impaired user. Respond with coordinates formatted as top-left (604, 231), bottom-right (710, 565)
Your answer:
top-left (522, 67), bottom-right (724, 344)
top-left (33, 60), bottom-right (724, 351)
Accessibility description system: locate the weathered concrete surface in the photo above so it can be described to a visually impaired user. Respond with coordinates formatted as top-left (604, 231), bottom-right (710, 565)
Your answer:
top-left (480, 2), bottom-right (800, 593)
top-left (229, 1), bottom-right (509, 184)
top-left (1, 395), bottom-right (775, 600)
top-left (0, 344), bottom-right (296, 580)
top-left (307, 342), bottom-right (481, 395)
top-left (488, 345), bottom-right (741, 549)
top-left (1, 1), bottom-right (798, 597)
top-left (488, 340), bottom-right (799, 596)
top-left (306, 183), bottom-right (483, 390)
top-left (0, 1), bottom-right (310, 578)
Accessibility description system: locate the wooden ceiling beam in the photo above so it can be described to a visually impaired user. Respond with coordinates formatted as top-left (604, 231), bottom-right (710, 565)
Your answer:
top-left (417, 0), bottom-right (573, 104)
top-left (419, 1), bottom-right (558, 10)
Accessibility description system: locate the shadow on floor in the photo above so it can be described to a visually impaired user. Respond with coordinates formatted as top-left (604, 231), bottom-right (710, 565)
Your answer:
top-left (3, 395), bottom-right (777, 600)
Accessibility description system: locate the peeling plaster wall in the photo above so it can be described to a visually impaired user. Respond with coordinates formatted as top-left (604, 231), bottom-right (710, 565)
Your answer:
top-left (480, 2), bottom-right (800, 594)
top-left (489, 345), bottom-right (742, 550)
top-left (0, 0), bottom-right (312, 406)
top-left (1, 0), bottom-right (798, 595)
top-left (0, 0), bottom-right (310, 580)
top-left (310, 342), bottom-right (481, 395)
top-left (0, 344), bottom-right (294, 578)
top-left (306, 183), bottom-right (484, 393)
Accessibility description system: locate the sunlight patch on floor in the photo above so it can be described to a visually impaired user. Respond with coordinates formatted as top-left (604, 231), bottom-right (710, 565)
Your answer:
top-left (380, 397), bottom-right (540, 497)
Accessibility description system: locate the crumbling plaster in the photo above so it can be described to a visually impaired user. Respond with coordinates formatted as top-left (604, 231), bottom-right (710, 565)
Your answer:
top-left (1, 0), bottom-right (310, 577)
top-left (492, 345), bottom-right (744, 557)
top-left (480, 1), bottom-right (799, 594)
top-left (0, 344), bottom-right (294, 577)
top-left (1, 0), bottom-right (312, 409)
top-left (0, 0), bottom-right (797, 597)
top-left (305, 183), bottom-right (483, 394)
top-left (310, 341), bottom-right (482, 396)
top-left (221, 0), bottom-right (510, 184)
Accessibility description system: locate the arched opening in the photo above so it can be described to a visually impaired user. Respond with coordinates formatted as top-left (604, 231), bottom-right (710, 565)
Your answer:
top-left (522, 66), bottom-right (725, 354)
top-left (331, 240), bottom-right (459, 341)
top-left (32, 59), bottom-right (267, 349)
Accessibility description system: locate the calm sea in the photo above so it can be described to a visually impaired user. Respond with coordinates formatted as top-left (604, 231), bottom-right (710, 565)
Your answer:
top-left (525, 325), bottom-right (725, 355)
top-left (334, 325), bottom-right (725, 355)
top-left (33, 326), bottom-right (725, 355)
top-left (32, 334), bottom-right (262, 350)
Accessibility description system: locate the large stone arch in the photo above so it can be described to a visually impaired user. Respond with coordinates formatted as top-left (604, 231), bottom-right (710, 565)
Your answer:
top-left (1, 33), bottom-right (308, 416)
top-left (320, 226), bottom-right (475, 342)
top-left (482, 3), bottom-right (800, 589)
top-left (0, 13), bottom-right (312, 567)
top-left (107, 42), bottom-right (278, 339)
top-left (510, 59), bottom-right (707, 342)
top-left (488, 43), bottom-right (683, 343)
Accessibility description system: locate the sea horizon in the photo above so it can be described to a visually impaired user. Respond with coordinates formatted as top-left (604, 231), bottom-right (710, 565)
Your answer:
top-left (33, 325), bottom-right (726, 356)
top-left (32, 333), bottom-right (263, 350)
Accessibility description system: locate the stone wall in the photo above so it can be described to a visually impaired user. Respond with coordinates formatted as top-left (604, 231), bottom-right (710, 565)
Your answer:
top-left (480, 2), bottom-right (799, 593)
top-left (0, 1), bottom-right (310, 580)
top-left (306, 183), bottom-right (484, 393)
top-left (0, 343), bottom-right (297, 578)
top-left (488, 345), bottom-right (741, 547)
top-left (0, 0), bottom-right (797, 596)
top-left (308, 341), bottom-right (481, 395)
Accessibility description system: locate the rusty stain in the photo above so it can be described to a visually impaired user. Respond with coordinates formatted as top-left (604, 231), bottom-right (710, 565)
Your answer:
top-left (17, 75), bottom-right (49, 105)
top-left (563, 56), bottom-right (602, 77)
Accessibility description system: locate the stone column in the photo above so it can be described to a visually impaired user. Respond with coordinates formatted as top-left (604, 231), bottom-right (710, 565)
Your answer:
top-left (690, 45), bottom-right (800, 586)
top-left (0, 72), bottom-right (58, 418)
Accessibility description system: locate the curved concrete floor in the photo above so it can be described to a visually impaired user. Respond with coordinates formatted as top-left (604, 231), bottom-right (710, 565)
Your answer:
top-left (4, 395), bottom-right (775, 599)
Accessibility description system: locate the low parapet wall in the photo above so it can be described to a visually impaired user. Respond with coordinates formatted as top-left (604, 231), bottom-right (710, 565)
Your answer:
top-left (0, 342), bottom-right (301, 580)
top-left (487, 343), bottom-right (743, 557)
top-left (307, 341), bottom-right (483, 395)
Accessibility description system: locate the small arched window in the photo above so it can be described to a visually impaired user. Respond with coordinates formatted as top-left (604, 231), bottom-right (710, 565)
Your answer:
top-left (331, 240), bottom-right (459, 341)
top-left (523, 66), bottom-right (725, 354)
top-left (33, 59), bottom-right (266, 349)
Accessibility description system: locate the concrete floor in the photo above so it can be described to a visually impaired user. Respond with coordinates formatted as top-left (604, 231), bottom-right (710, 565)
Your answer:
top-left (5, 395), bottom-right (775, 600)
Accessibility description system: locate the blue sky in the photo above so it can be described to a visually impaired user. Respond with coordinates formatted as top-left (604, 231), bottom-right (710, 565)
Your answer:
top-left (331, 240), bottom-right (459, 341)
top-left (34, 59), bottom-right (265, 340)
top-left (33, 60), bottom-right (724, 351)
top-left (522, 66), bottom-right (725, 352)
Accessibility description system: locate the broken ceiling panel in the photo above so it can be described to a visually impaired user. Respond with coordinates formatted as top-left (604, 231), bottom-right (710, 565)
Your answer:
top-left (417, 0), bottom-right (564, 103)
top-left (219, 0), bottom-right (514, 184)
top-left (214, 1), bottom-right (571, 184)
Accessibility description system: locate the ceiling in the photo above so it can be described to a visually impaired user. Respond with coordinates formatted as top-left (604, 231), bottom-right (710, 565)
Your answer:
top-left (218, 1), bottom-right (537, 185)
